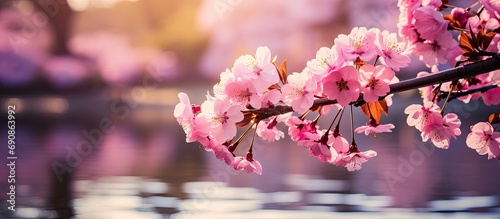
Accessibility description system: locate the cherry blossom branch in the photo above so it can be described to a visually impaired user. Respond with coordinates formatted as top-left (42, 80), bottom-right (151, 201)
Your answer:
top-left (438, 84), bottom-right (498, 101)
top-left (249, 53), bottom-right (500, 119)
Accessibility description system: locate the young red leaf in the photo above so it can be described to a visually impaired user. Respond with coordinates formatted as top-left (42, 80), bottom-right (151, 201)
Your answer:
top-left (279, 59), bottom-right (288, 84)
top-left (359, 99), bottom-right (389, 125)
top-left (459, 31), bottom-right (475, 54)
top-left (273, 59), bottom-right (288, 84)
top-left (488, 111), bottom-right (500, 124)
top-left (478, 29), bottom-right (496, 51)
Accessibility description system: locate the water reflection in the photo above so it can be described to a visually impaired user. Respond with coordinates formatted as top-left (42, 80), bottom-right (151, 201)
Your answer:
top-left (1, 96), bottom-right (500, 219)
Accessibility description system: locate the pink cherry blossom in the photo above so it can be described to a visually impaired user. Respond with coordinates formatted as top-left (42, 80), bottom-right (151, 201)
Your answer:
top-left (413, 31), bottom-right (459, 67)
top-left (355, 122), bottom-right (395, 136)
top-left (416, 66), bottom-right (440, 104)
top-left (404, 102), bottom-right (442, 131)
top-left (260, 89), bottom-right (282, 108)
top-left (200, 98), bottom-right (244, 142)
top-left (412, 6), bottom-right (448, 41)
top-left (398, 0), bottom-right (423, 13)
top-left (466, 122), bottom-right (500, 159)
top-left (489, 70), bottom-right (500, 85)
top-left (281, 71), bottom-right (317, 114)
top-left (327, 131), bottom-right (349, 163)
top-left (481, 0), bottom-right (500, 14)
top-left (335, 27), bottom-right (379, 61)
top-left (232, 46), bottom-right (279, 92)
top-left (481, 87), bottom-right (500, 106)
top-left (299, 131), bottom-right (335, 162)
top-left (207, 141), bottom-right (235, 165)
top-left (450, 8), bottom-right (468, 28)
top-left (174, 92), bottom-right (194, 124)
top-left (285, 116), bottom-right (318, 142)
top-left (225, 80), bottom-right (261, 109)
top-left (322, 66), bottom-right (361, 106)
top-left (334, 147), bottom-right (377, 171)
top-left (185, 116), bottom-right (211, 144)
top-left (398, 25), bottom-right (420, 44)
top-left (174, 93), bottom-right (211, 143)
top-left (256, 118), bottom-right (285, 143)
top-left (420, 113), bottom-right (461, 149)
top-left (375, 30), bottom-right (411, 71)
top-left (213, 68), bottom-right (235, 98)
top-left (232, 153), bottom-right (263, 175)
top-left (422, 0), bottom-right (442, 8)
top-left (359, 64), bottom-right (394, 103)
top-left (328, 132), bottom-right (350, 154)
top-left (306, 45), bottom-right (344, 78)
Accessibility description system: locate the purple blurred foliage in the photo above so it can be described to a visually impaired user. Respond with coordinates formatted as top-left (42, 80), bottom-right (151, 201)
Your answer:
top-left (42, 56), bottom-right (91, 88)
top-left (0, 7), bottom-right (53, 87)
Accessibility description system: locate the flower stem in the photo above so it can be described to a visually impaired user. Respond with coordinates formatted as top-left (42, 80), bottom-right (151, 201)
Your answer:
top-left (232, 122), bottom-right (256, 148)
top-left (440, 81), bottom-right (457, 114)
top-left (373, 55), bottom-right (380, 66)
top-left (248, 121), bottom-right (260, 154)
top-left (350, 105), bottom-right (356, 144)
top-left (299, 109), bottom-right (312, 120)
top-left (325, 108), bottom-right (343, 134)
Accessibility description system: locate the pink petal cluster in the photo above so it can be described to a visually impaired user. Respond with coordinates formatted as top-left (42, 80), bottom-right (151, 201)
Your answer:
top-left (335, 27), bottom-right (379, 61)
top-left (284, 118), bottom-right (376, 172)
top-left (285, 116), bottom-right (319, 142)
top-left (334, 147), bottom-right (378, 172)
top-left (232, 153), bottom-right (263, 175)
top-left (375, 30), bottom-right (411, 71)
top-left (303, 27), bottom-right (408, 107)
top-left (281, 70), bottom-right (317, 114)
top-left (232, 46), bottom-right (279, 92)
top-left (355, 122), bottom-right (395, 136)
top-left (174, 93), bottom-right (210, 144)
top-left (256, 117), bottom-right (285, 143)
top-left (359, 65), bottom-right (395, 103)
top-left (397, 1), bottom-right (462, 67)
top-left (405, 103), bottom-right (462, 149)
top-left (199, 98), bottom-right (244, 142)
top-left (322, 66), bottom-right (361, 106)
top-left (420, 113), bottom-right (461, 149)
top-left (480, 0), bottom-right (500, 15)
top-left (466, 122), bottom-right (500, 159)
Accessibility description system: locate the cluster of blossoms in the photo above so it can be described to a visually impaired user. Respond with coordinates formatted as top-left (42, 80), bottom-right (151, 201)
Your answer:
top-left (397, 0), bottom-right (500, 65)
top-left (398, 0), bottom-right (500, 157)
top-left (175, 0), bottom-right (500, 175)
top-left (175, 26), bottom-right (413, 174)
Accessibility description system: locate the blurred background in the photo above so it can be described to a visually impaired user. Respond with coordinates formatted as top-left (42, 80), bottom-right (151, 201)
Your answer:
top-left (0, 0), bottom-right (499, 218)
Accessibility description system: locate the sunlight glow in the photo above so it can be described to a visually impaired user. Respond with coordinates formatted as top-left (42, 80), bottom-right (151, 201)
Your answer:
top-left (67, 0), bottom-right (140, 12)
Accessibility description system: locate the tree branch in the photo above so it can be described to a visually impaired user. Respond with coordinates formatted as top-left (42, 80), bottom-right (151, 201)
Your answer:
top-left (248, 53), bottom-right (500, 119)
top-left (438, 84), bottom-right (498, 101)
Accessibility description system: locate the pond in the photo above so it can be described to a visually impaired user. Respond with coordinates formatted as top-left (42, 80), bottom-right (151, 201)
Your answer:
top-left (1, 86), bottom-right (499, 219)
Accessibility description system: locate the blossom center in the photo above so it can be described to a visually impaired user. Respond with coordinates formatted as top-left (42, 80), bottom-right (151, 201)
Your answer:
top-left (236, 88), bottom-right (252, 102)
top-left (213, 113), bottom-right (229, 124)
top-left (353, 34), bottom-right (364, 50)
top-left (336, 78), bottom-right (350, 91)
top-left (367, 78), bottom-right (380, 90)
